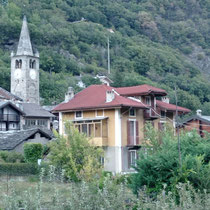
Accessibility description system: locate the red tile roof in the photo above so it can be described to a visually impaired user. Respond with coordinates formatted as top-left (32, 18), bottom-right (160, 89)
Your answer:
top-left (156, 100), bottom-right (190, 113)
top-left (53, 85), bottom-right (148, 112)
top-left (115, 84), bottom-right (167, 96)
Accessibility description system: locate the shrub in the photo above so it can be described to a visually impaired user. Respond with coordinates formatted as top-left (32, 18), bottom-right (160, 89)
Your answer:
top-left (24, 143), bottom-right (43, 163)
top-left (0, 151), bottom-right (24, 163)
top-left (130, 126), bottom-right (210, 194)
top-left (49, 123), bottom-right (104, 182)
top-left (0, 163), bottom-right (39, 176)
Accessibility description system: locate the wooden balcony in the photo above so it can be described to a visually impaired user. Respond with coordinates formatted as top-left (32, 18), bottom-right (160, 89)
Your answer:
top-left (89, 137), bottom-right (108, 146)
top-left (0, 114), bottom-right (20, 122)
top-left (144, 109), bottom-right (159, 120)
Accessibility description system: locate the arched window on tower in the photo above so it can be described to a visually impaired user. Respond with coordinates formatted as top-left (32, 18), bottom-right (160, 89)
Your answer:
top-left (15, 59), bottom-right (22, 68)
top-left (29, 59), bottom-right (32, 68)
top-left (15, 60), bottom-right (19, 69)
top-left (19, 59), bottom-right (22, 68)
top-left (32, 60), bottom-right (36, 69)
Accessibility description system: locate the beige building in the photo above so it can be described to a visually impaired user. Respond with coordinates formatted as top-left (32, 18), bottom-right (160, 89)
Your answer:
top-left (53, 84), bottom-right (190, 173)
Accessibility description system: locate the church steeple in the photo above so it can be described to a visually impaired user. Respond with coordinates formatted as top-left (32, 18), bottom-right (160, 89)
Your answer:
top-left (11, 15), bottom-right (40, 104)
top-left (16, 16), bottom-right (33, 56)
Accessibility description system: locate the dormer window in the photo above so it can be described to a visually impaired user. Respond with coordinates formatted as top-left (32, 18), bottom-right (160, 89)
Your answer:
top-left (75, 111), bottom-right (83, 119)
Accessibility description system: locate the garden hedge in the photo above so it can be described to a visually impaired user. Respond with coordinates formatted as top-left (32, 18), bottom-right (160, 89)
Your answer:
top-left (0, 163), bottom-right (39, 176)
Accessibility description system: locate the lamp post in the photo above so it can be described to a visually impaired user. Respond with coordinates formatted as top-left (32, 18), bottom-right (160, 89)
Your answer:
top-left (107, 29), bottom-right (114, 75)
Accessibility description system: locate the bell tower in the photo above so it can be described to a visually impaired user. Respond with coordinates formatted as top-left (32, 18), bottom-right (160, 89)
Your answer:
top-left (11, 16), bottom-right (40, 104)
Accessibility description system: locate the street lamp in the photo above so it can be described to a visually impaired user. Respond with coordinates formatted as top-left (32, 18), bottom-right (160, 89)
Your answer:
top-left (107, 29), bottom-right (114, 75)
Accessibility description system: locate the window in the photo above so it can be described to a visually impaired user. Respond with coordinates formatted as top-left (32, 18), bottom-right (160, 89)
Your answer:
top-left (15, 59), bottom-right (22, 68)
top-left (32, 60), bottom-right (36, 69)
top-left (128, 120), bottom-right (136, 145)
top-left (37, 119), bottom-right (47, 127)
top-left (29, 59), bottom-right (32, 68)
top-left (129, 108), bottom-right (136, 117)
top-left (25, 119), bottom-right (36, 127)
top-left (161, 111), bottom-right (166, 119)
top-left (145, 96), bottom-right (151, 106)
top-left (73, 119), bottom-right (107, 138)
top-left (128, 150), bottom-right (137, 168)
top-left (82, 124), bottom-right (88, 135)
top-left (75, 111), bottom-right (83, 119)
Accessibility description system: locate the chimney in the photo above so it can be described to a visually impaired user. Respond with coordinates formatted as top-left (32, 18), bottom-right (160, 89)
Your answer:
top-left (196, 109), bottom-right (202, 116)
top-left (161, 96), bottom-right (170, 104)
top-left (106, 90), bottom-right (115, 102)
top-left (65, 87), bottom-right (74, 102)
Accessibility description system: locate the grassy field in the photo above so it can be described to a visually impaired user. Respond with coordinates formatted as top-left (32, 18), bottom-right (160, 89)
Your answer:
top-left (0, 175), bottom-right (209, 210)
top-left (0, 176), bottom-right (71, 209)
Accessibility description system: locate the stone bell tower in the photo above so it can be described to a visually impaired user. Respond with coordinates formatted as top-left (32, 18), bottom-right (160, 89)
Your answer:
top-left (11, 16), bottom-right (40, 104)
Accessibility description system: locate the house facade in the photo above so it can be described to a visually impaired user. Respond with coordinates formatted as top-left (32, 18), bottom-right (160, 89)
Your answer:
top-left (180, 110), bottom-right (210, 137)
top-left (0, 101), bottom-right (24, 131)
top-left (53, 84), bottom-right (190, 173)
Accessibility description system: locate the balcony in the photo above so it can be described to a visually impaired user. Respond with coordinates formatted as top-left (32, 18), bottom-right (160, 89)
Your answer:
top-left (144, 109), bottom-right (159, 120)
top-left (0, 125), bottom-right (20, 131)
top-left (89, 137), bottom-right (108, 146)
top-left (0, 114), bottom-right (20, 122)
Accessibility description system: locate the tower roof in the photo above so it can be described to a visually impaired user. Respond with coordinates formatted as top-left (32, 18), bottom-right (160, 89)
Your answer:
top-left (16, 16), bottom-right (33, 56)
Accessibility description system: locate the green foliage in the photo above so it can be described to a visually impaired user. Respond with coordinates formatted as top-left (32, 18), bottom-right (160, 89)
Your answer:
top-left (130, 127), bottom-right (210, 194)
top-left (0, 163), bottom-right (38, 176)
top-left (1, 172), bottom-right (210, 209)
top-left (49, 123), bottom-right (104, 181)
top-left (0, 0), bottom-right (210, 111)
top-left (23, 143), bottom-right (43, 163)
top-left (0, 151), bottom-right (24, 163)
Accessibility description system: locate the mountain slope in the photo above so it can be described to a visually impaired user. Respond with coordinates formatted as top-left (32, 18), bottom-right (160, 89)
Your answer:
top-left (0, 0), bottom-right (209, 112)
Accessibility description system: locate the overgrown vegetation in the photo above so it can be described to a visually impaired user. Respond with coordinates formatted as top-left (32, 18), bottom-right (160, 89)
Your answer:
top-left (24, 143), bottom-right (43, 163)
top-left (49, 123), bottom-right (104, 181)
top-left (0, 124), bottom-right (210, 208)
top-left (130, 123), bottom-right (210, 194)
top-left (0, 151), bottom-right (24, 163)
top-left (1, 168), bottom-right (209, 209)
top-left (0, 0), bottom-right (210, 112)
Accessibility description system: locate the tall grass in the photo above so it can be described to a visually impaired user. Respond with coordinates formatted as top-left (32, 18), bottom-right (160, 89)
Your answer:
top-left (1, 168), bottom-right (209, 210)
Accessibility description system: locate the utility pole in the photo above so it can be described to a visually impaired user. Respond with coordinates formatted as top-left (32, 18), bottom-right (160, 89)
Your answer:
top-left (107, 29), bottom-right (114, 75)
top-left (107, 36), bottom-right (110, 74)
top-left (175, 86), bottom-right (182, 168)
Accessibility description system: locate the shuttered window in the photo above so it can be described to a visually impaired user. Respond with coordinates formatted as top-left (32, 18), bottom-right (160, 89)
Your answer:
top-left (128, 150), bottom-right (137, 169)
top-left (127, 120), bottom-right (139, 145)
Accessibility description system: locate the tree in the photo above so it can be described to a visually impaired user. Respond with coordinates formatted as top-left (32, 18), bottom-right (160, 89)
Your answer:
top-left (49, 123), bottom-right (104, 181)
top-left (130, 125), bottom-right (210, 194)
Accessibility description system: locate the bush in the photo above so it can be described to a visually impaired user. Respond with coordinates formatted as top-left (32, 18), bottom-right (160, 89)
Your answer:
top-left (0, 151), bottom-right (24, 163)
top-left (0, 163), bottom-right (39, 176)
top-left (24, 143), bottom-right (43, 163)
top-left (49, 123), bottom-right (104, 182)
top-left (130, 126), bottom-right (210, 194)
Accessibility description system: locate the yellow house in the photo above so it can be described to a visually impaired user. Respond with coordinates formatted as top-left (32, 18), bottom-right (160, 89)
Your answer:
top-left (53, 84), bottom-right (190, 173)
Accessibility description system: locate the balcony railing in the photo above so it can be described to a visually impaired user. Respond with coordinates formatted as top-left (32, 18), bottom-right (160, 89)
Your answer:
top-left (144, 109), bottom-right (159, 119)
top-left (0, 126), bottom-right (20, 131)
top-left (0, 114), bottom-right (20, 122)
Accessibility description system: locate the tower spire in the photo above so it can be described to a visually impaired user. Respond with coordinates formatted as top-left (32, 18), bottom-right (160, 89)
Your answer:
top-left (16, 15), bottom-right (33, 56)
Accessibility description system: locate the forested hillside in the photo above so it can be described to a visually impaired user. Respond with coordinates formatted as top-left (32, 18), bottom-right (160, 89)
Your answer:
top-left (0, 0), bottom-right (210, 113)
